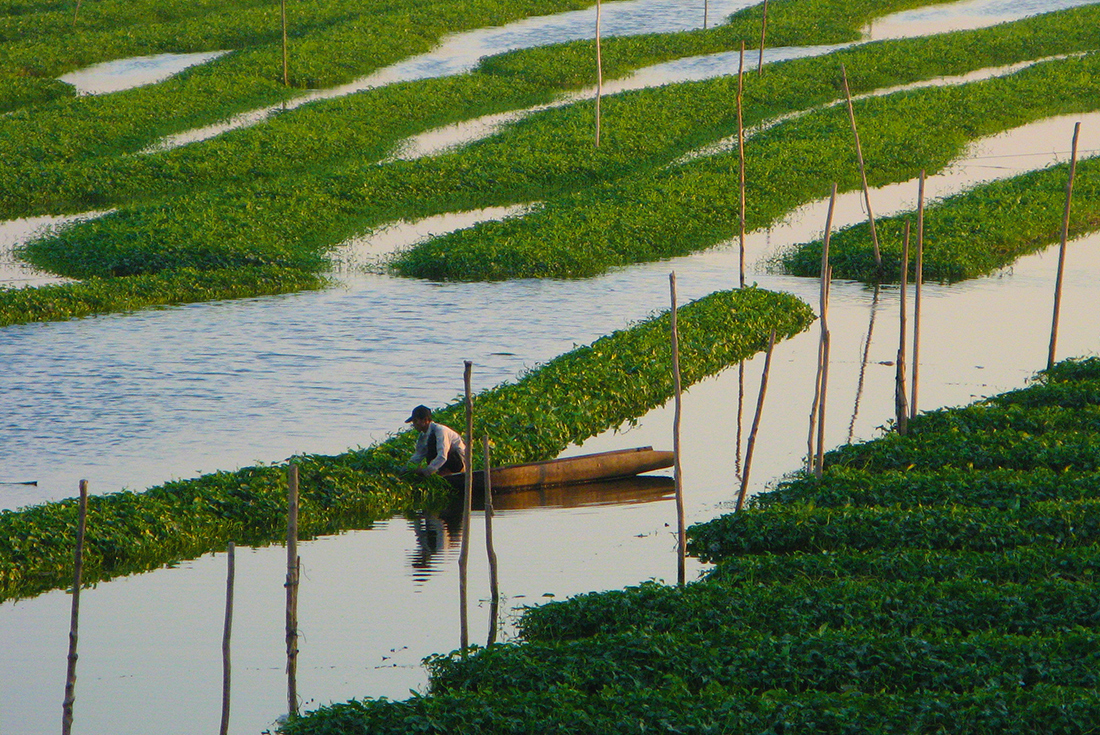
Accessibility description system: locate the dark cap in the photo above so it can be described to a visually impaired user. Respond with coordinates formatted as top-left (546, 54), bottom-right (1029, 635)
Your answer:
top-left (405, 405), bottom-right (432, 423)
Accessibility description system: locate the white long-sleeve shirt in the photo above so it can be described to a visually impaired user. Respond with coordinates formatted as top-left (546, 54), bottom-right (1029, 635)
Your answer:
top-left (409, 422), bottom-right (466, 474)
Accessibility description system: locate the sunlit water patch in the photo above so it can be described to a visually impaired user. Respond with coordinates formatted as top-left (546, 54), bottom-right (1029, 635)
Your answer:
top-left (0, 212), bottom-right (109, 289)
top-left (58, 51), bottom-right (229, 95)
top-left (864, 0), bottom-right (1100, 40)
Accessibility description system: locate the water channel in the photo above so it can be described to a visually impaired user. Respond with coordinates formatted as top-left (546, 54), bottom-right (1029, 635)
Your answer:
top-left (3, 1), bottom-right (1100, 733)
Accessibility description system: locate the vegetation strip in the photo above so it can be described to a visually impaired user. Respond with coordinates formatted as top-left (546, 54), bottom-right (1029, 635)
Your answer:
top-left (282, 357), bottom-right (1100, 732)
top-left (7, 4), bottom-right (1100, 328)
top-left (0, 287), bottom-right (810, 601)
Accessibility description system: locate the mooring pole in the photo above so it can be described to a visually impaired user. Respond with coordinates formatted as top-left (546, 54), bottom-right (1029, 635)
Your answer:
top-left (219, 542), bottom-right (235, 735)
top-left (595, 0), bottom-right (603, 148)
top-left (809, 185), bottom-right (837, 476)
top-left (896, 223), bottom-right (911, 436)
top-left (736, 330), bottom-right (776, 511)
top-left (737, 41), bottom-right (747, 289)
top-left (757, 0), bottom-right (768, 75)
top-left (285, 465), bottom-right (299, 719)
top-left (1048, 122), bottom-right (1081, 371)
top-left (841, 64), bottom-right (882, 273)
top-left (61, 480), bottom-right (88, 735)
top-left (670, 272), bottom-right (686, 587)
top-left (483, 435), bottom-right (500, 646)
top-left (459, 361), bottom-right (474, 651)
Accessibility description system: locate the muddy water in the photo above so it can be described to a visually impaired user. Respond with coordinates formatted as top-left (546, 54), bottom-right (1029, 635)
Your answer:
top-left (4, 2), bottom-right (1100, 734)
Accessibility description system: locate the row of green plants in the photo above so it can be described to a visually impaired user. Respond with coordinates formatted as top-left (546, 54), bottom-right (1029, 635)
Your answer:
top-left (0, 287), bottom-right (811, 601)
top-left (282, 357), bottom-right (1100, 733)
top-left (391, 45), bottom-right (1100, 281)
top-left (781, 155), bottom-right (1100, 282)
top-left (11, 6), bottom-right (1099, 328)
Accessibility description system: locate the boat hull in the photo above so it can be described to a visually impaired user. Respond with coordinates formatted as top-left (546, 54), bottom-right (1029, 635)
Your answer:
top-left (444, 446), bottom-right (674, 493)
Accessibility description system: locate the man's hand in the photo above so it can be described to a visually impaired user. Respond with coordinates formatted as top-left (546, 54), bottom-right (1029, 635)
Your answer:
top-left (415, 467), bottom-right (434, 477)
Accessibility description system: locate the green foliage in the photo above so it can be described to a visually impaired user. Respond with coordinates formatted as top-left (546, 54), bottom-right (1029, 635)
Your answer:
top-left (0, 287), bottom-right (809, 600)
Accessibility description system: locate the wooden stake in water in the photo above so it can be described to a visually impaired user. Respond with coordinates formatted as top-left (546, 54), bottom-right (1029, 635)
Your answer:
top-left (220, 542), bottom-right (236, 735)
top-left (61, 480), bottom-right (88, 735)
top-left (459, 361), bottom-right (474, 651)
top-left (595, 0), bottom-right (603, 148)
top-left (285, 465), bottom-right (299, 718)
top-left (911, 171), bottom-right (925, 419)
top-left (808, 185), bottom-right (837, 474)
top-left (281, 0), bottom-right (289, 86)
top-left (757, 0), bottom-right (768, 75)
top-left (483, 435), bottom-right (500, 646)
top-left (736, 330), bottom-right (776, 511)
top-left (814, 265), bottom-right (832, 479)
top-left (670, 272), bottom-right (686, 588)
top-left (896, 223), bottom-right (911, 436)
top-left (704, 0), bottom-right (709, 29)
top-left (737, 41), bottom-right (747, 289)
top-left (841, 64), bottom-right (882, 273)
top-left (1048, 122), bottom-right (1082, 371)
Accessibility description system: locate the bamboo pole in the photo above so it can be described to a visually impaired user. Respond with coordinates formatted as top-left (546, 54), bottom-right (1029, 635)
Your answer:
top-left (813, 185), bottom-right (838, 479)
top-left (670, 272), bottom-right (686, 588)
top-left (737, 41), bottom-right (747, 289)
top-left (704, 0), bottom-right (709, 29)
top-left (808, 185), bottom-right (837, 474)
top-left (736, 330), bottom-right (776, 511)
top-left (911, 171), bottom-right (925, 418)
top-left (61, 480), bottom-right (88, 735)
top-left (285, 465), bottom-right (299, 719)
top-left (219, 542), bottom-right (235, 735)
top-left (840, 64), bottom-right (882, 273)
top-left (459, 361), bottom-right (474, 651)
top-left (1048, 122), bottom-right (1082, 371)
top-left (896, 223), bottom-right (911, 436)
top-left (757, 0), bottom-right (768, 75)
top-left (72, 0), bottom-right (82, 27)
top-left (483, 435), bottom-right (499, 646)
top-left (281, 0), bottom-right (289, 86)
top-left (595, 0), bottom-right (603, 148)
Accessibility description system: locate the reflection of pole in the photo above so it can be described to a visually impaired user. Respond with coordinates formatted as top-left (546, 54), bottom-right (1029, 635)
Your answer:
top-left (737, 42), bottom-right (747, 289)
top-left (896, 224), bottom-right (911, 436)
top-left (735, 361), bottom-right (745, 481)
top-left (285, 466), bottom-right (299, 718)
top-left (736, 330), bottom-right (776, 511)
top-left (1048, 122), bottom-right (1081, 371)
top-left (841, 64), bottom-right (882, 273)
top-left (61, 480), bottom-right (88, 735)
top-left (911, 171), bottom-right (925, 418)
top-left (848, 285), bottom-right (880, 443)
top-left (595, 0), bottom-right (603, 148)
top-left (459, 361), bottom-right (474, 651)
top-left (670, 272), bottom-right (686, 588)
top-left (483, 436), bottom-right (499, 646)
top-left (219, 542), bottom-right (235, 735)
top-left (757, 0), bottom-right (768, 75)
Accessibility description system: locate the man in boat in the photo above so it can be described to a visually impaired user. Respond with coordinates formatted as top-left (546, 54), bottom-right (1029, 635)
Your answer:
top-left (405, 405), bottom-right (466, 477)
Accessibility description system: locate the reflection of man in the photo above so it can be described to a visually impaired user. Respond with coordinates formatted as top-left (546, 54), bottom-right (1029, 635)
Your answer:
top-left (405, 405), bottom-right (466, 477)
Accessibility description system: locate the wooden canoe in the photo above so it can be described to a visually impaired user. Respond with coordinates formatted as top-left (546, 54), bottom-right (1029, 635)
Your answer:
top-left (444, 446), bottom-right (674, 493)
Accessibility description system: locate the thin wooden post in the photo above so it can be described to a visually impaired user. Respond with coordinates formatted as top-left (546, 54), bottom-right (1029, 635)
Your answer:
top-left (281, 0), bottom-right (289, 86)
top-left (1048, 122), bottom-right (1081, 370)
top-left (814, 265), bottom-right (832, 479)
top-left (896, 223), bottom-right (911, 435)
top-left (670, 272), bottom-right (686, 588)
top-left (840, 64), bottom-right (882, 273)
top-left (285, 465), bottom-right (299, 719)
top-left (595, 0), bottom-right (603, 148)
top-left (219, 542), bottom-right (235, 735)
top-left (459, 361), bottom-right (474, 651)
top-left (61, 480), bottom-right (88, 735)
top-left (704, 0), bottom-right (708, 29)
top-left (809, 185), bottom-right (837, 474)
top-left (757, 0), bottom-right (768, 75)
top-left (911, 171), bottom-right (925, 418)
top-left (72, 0), bottom-right (82, 27)
top-left (736, 330), bottom-right (776, 511)
top-left (483, 435), bottom-right (499, 646)
top-left (737, 41), bottom-right (747, 289)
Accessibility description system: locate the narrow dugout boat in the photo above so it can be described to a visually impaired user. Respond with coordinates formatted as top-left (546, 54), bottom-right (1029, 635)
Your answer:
top-left (444, 446), bottom-right (674, 493)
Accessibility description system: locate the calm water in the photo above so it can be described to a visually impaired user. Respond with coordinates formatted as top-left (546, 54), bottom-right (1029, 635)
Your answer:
top-left (4, 1), bottom-right (1100, 733)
